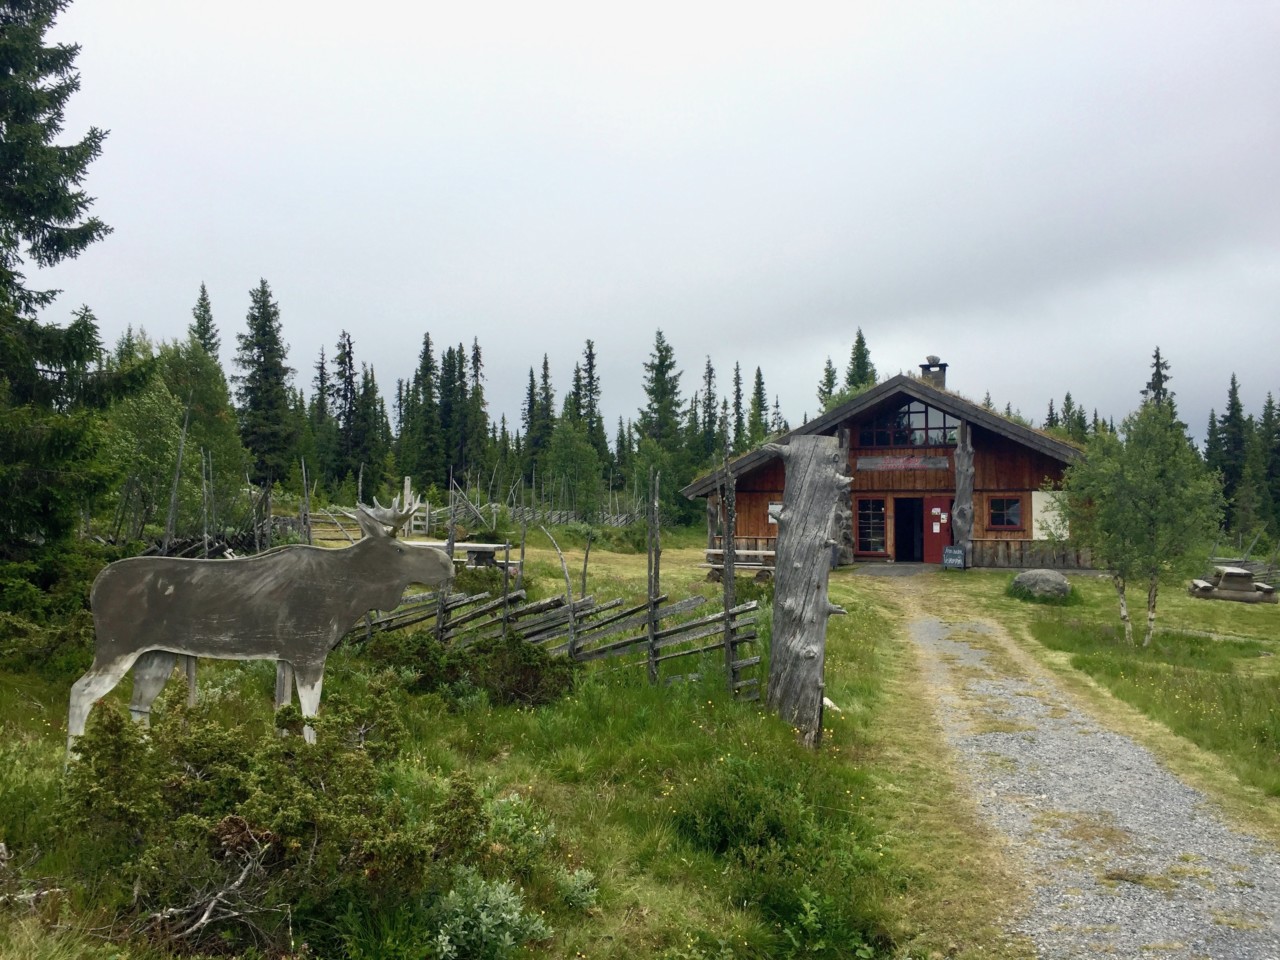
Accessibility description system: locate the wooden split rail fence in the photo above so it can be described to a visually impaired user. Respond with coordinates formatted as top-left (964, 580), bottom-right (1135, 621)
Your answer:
top-left (348, 588), bottom-right (761, 698)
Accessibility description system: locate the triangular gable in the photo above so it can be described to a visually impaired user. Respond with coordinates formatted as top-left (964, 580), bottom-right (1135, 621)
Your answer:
top-left (680, 374), bottom-right (1081, 499)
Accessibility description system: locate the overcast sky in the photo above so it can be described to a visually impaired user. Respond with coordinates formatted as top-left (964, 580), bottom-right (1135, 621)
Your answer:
top-left (42, 1), bottom-right (1280, 443)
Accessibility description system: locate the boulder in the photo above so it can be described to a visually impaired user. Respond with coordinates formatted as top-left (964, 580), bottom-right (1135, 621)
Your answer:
top-left (1011, 568), bottom-right (1071, 599)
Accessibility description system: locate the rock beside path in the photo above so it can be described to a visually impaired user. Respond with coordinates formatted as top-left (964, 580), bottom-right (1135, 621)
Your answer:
top-left (1011, 568), bottom-right (1071, 599)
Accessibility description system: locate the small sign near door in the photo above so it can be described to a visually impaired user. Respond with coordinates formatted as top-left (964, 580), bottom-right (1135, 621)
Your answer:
top-left (942, 545), bottom-right (966, 570)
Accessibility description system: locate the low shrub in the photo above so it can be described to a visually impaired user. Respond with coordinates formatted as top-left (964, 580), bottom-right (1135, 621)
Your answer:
top-left (670, 754), bottom-right (889, 958)
top-left (57, 693), bottom-right (489, 955)
top-left (367, 628), bottom-right (578, 708)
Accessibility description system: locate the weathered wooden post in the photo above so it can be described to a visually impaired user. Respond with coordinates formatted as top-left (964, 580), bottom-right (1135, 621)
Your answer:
top-left (765, 436), bottom-right (849, 747)
top-left (952, 421), bottom-right (974, 568)
top-left (646, 467), bottom-right (661, 685)
top-left (721, 438), bottom-right (738, 691)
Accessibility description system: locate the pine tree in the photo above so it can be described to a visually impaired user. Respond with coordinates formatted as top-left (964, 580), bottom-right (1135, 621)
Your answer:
top-left (437, 343), bottom-right (470, 479)
top-left (408, 333), bottom-right (442, 490)
top-left (522, 357), bottom-right (556, 482)
top-left (332, 331), bottom-right (358, 481)
top-left (1218, 374), bottom-right (1248, 530)
top-left (464, 337), bottom-right (490, 476)
top-left (747, 367), bottom-right (768, 446)
top-left (731, 362), bottom-right (745, 453)
top-left (637, 329), bottom-right (683, 451)
top-left (1260, 393), bottom-right (1280, 533)
top-left (188, 282), bottom-right (219, 356)
top-left (700, 356), bottom-right (719, 463)
top-left (232, 279), bottom-right (294, 485)
top-left (844, 328), bottom-right (877, 390)
top-left (982, 391), bottom-right (994, 410)
top-left (0, 0), bottom-right (139, 552)
top-left (770, 395), bottom-right (787, 434)
top-left (817, 357), bottom-right (837, 410)
top-left (1044, 398), bottom-right (1059, 429)
top-left (581, 340), bottom-right (610, 462)
top-left (309, 345), bottom-right (339, 488)
top-left (1141, 346), bottom-right (1172, 407)
top-left (0, 0), bottom-right (110, 318)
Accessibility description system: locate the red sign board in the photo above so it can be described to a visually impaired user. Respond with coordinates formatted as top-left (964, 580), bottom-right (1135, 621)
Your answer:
top-left (856, 455), bottom-right (950, 472)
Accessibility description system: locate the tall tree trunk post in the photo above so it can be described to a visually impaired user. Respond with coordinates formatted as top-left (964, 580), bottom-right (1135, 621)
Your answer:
top-left (952, 421), bottom-right (975, 567)
top-left (1113, 574), bottom-right (1133, 644)
top-left (833, 427), bottom-right (855, 565)
top-left (1143, 578), bottom-right (1158, 647)
top-left (765, 436), bottom-right (849, 747)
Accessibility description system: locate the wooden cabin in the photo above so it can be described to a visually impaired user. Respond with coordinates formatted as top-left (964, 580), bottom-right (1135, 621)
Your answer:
top-left (681, 360), bottom-right (1089, 569)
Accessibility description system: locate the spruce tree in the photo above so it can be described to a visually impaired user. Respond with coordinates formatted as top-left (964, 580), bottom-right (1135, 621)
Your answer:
top-left (464, 337), bottom-right (490, 477)
top-left (332, 331), bottom-right (359, 481)
top-left (1044, 398), bottom-right (1059, 429)
top-left (410, 333), bottom-right (443, 490)
top-left (700, 355), bottom-right (719, 463)
top-left (189, 282), bottom-right (219, 356)
top-left (231, 279), bottom-right (294, 486)
top-left (1217, 374), bottom-right (1247, 529)
top-left (731, 362), bottom-right (745, 453)
top-left (747, 367), bottom-right (768, 446)
top-left (637, 329), bottom-right (683, 451)
top-left (1141, 346), bottom-right (1172, 406)
top-left (844, 328), bottom-right (877, 390)
top-left (817, 357), bottom-right (837, 410)
top-left (0, 0), bottom-right (142, 552)
top-left (309, 346), bottom-right (339, 488)
top-left (581, 340), bottom-right (610, 463)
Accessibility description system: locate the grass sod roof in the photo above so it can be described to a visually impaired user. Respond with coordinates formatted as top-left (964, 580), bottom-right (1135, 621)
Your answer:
top-left (680, 373), bottom-right (1083, 499)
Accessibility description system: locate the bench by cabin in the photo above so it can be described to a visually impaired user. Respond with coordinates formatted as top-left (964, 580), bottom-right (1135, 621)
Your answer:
top-left (681, 359), bottom-right (1090, 570)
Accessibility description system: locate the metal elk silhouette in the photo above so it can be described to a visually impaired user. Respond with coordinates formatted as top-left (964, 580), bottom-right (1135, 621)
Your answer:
top-left (68, 498), bottom-right (452, 749)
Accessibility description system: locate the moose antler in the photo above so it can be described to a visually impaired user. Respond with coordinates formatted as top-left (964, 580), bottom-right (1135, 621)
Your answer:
top-left (358, 494), bottom-right (422, 534)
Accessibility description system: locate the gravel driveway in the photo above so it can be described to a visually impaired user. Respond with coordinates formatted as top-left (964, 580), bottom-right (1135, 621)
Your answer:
top-left (907, 613), bottom-right (1280, 959)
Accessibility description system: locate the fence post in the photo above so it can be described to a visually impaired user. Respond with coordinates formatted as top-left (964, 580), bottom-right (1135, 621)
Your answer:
top-left (721, 441), bottom-right (737, 692)
top-left (646, 467), bottom-right (661, 684)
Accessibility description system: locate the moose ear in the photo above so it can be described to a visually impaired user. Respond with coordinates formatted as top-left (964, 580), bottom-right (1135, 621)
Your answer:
top-left (354, 505), bottom-right (388, 539)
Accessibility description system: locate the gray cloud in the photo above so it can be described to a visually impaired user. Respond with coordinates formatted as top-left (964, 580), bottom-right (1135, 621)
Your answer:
top-left (40, 1), bottom-right (1280, 446)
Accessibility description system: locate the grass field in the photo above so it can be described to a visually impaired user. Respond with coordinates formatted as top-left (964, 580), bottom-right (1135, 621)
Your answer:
top-left (0, 534), bottom-right (1027, 959)
top-left (4, 533), bottom-right (1275, 958)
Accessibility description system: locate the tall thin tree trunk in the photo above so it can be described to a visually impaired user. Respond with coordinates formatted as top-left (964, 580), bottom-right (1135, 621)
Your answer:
top-left (1143, 578), bottom-right (1159, 647)
top-left (1113, 574), bottom-right (1133, 644)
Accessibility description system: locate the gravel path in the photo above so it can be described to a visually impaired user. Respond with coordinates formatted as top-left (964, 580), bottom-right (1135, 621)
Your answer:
top-left (906, 612), bottom-right (1280, 959)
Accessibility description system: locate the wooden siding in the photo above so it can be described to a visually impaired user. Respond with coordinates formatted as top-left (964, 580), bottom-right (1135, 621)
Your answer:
top-left (971, 539), bottom-right (1092, 569)
top-left (718, 415), bottom-right (1075, 568)
top-left (972, 426), bottom-right (1066, 492)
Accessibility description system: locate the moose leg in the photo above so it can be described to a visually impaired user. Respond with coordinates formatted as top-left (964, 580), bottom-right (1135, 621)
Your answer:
top-left (294, 663), bottom-right (325, 745)
top-left (274, 661), bottom-right (295, 710)
top-left (67, 654), bottom-right (140, 750)
top-left (130, 650), bottom-right (178, 723)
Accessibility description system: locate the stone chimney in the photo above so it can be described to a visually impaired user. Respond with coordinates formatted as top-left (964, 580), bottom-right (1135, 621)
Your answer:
top-left (919, 356), bottom-right (947, 389)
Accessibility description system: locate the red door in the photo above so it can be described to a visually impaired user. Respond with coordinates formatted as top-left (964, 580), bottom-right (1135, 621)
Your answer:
top-left (923, 496), bottom-right (953, 564)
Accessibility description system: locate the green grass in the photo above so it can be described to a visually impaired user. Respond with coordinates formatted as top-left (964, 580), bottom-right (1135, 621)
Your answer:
top-left (1030, 617), bottom-right (1280, 796)
top-left (0, 542), bottom-right (915, 959)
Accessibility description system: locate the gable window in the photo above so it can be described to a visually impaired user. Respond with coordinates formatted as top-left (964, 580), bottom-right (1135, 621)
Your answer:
top-left (988, 497), bottom-right (1023, 530)
top-left (858, 401), bottom-right (960, 448)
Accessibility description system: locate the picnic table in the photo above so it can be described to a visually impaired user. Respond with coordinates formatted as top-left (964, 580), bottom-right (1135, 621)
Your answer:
top-left (420, 541), bottom-right (519, 572)
top-left (700, 548), bottom-right (776, 571)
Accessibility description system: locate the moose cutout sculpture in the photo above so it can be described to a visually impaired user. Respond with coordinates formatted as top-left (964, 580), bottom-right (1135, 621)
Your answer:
top-left (68, 499), bottom-right (453, 749)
